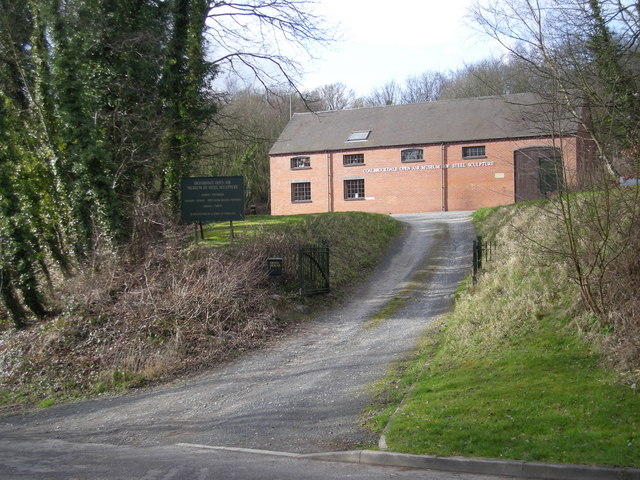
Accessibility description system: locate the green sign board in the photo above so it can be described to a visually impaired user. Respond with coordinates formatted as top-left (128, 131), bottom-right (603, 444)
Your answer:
top-left (181, 176), bottom-right (245, 223)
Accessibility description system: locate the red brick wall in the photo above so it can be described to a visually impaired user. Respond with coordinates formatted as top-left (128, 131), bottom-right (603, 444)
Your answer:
top-left (269, 137), bottom-right (578, 216)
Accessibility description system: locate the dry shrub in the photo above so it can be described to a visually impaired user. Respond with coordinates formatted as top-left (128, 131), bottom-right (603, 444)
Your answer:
top-left (594, 200), bottom-right (640, 375)
top-left (0, 234), bottom-right (281, 395)
top-left (540, 187), bottom-right (640, 377)
top-left (0, 211), bottom-right (400, 403)
top-left (85, 245), bottom-right (277, 379)
top-left (127, 194), bottom-right (177, 262)
top-left (0, 304), bottom-right (10, 332)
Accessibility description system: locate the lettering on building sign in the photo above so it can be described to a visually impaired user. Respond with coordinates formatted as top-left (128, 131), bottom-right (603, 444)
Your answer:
top-left (181, 176), bottom-right (244, 223)
top-left (362, 161), bottom-right (495, 174)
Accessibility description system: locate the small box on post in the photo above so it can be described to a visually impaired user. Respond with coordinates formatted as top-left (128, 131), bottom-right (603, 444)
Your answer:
top-left (267, 258), bottom-right (283, 276)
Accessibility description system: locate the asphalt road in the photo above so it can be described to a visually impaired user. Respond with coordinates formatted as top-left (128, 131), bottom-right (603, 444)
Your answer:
top-left (1, 212), bottom-right (510, 479)
top-left (0, 437), bottom-right (508, 479)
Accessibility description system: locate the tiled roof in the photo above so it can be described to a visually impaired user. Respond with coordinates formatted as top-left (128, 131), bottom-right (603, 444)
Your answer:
top-left (269, 93), bottom-right (574, 156)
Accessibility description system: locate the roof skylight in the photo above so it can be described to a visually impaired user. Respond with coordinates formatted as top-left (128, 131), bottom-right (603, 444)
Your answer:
top-left (346, 130), bottom-right (371, 142)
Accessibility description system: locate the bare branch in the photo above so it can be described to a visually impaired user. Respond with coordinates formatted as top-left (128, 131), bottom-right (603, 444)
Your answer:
top-left (205, 0), bottom-right (334, 93)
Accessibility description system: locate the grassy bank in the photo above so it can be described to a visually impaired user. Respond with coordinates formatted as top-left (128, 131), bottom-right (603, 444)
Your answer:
top-left (0, 212), bottom-right (401, 412)
top-left (201, 214), bottom-right (309, 246)
top-left (366, 204), bottom-right (640, 467)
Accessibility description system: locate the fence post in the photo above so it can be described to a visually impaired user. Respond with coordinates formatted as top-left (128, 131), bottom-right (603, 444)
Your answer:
top-left (472, 238), bottom-right (478, 284)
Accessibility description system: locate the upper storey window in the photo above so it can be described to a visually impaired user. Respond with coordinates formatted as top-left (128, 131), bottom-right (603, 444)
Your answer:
top-left (291, 156), bottom-right (311, 169)
top-left (401, 149), bottom-right (424, 162)
top-left (343, 153), bottom-right (364, 165)
top-left (462, 146), bottom-right (486, 159)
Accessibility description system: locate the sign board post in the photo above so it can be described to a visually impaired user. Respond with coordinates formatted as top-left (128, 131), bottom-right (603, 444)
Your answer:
top-left (181, 176), bottom-right (245, 241)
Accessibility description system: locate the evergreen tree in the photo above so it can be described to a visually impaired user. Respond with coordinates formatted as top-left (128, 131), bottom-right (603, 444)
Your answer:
top-left (161, 0), bottom-right (217, 209)
top-left (0, 0), bottom-right (328, 325)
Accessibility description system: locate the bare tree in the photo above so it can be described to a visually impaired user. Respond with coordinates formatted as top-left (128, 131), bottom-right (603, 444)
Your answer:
top-left (200, 85), bottom-right (318, 210)
top-left (195, 1), bottom-right (336, 209)
top-left (439, 56), bottom-right (533, 99)
top-left (365, 80), bottom-right (402, 106)
top-left (401, 71), bottom-right (446, 103)
top-left (308, 82), bottom-right (356, 110)
top-left (471, 0), bottom-right (640, 172)
top-left (471, 0), bottom-right (640, 370)
top-left (379, 57), bottom-right (537, 106)
top-left (207, 1), bottom-right (334, 95)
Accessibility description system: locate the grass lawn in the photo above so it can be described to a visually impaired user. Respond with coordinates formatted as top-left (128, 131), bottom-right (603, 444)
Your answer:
top-left (201, 214), bottom-right (310, 246)
top-left (377, 316), bottom-right (639, 466)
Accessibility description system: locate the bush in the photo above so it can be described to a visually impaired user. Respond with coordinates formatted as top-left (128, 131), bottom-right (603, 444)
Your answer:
top-left (0, 212), bottom-right (400, 409)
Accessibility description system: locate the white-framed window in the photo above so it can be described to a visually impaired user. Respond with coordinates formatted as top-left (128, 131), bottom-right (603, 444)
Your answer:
top-left (343, 153), bottom-right (364, 165)
top-left (291, 156), bottom-right (311, 169)
top-left (344, 179), bottom-right (365, 200)
top-left (291, 181), bottom-right (311, 202)
top-left (401, 148), bottom-right (424, 162)
top-left (462, 146), bottom-right (486, 159)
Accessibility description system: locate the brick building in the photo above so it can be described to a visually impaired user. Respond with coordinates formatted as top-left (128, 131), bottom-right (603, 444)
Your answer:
top-left (269, 93), bottom-right (582, 215)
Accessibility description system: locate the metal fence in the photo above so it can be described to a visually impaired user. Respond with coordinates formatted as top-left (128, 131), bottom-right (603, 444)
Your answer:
top-left (472, 236), bottom-right (496, 284)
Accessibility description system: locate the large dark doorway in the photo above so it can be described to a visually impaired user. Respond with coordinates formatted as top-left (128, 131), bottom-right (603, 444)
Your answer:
top-left (514, 147), bottom-right (564, 202)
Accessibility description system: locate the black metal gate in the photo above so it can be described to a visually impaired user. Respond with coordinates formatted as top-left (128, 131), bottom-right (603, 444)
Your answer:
top-left (298, 244), bottom-right (330, 295)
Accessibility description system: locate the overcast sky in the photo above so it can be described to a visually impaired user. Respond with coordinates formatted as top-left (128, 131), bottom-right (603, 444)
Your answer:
top-left (300, 0), bottom-right (501, 96)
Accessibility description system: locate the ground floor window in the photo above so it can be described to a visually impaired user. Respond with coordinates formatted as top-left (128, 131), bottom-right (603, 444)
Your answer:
top-left (344, 179), bottom-right (365, 200)
top-left (291, 182), bottom-right (311, 202)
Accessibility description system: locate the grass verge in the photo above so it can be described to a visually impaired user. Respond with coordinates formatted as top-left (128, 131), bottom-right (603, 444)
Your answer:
top-left (365, 204), bottom-right (640, 467)
top-left (378, 314), bottom-right (639, 466)
top-left (363, 320), bottom-right (445, 432)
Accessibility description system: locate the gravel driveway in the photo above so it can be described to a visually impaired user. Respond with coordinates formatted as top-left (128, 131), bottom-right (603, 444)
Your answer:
top-left (0, 212), bottom-right (475, 454)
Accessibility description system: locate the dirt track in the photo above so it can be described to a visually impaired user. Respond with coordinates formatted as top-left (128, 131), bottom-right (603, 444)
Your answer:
top-left (0, 212), bottom-right (474, 454)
